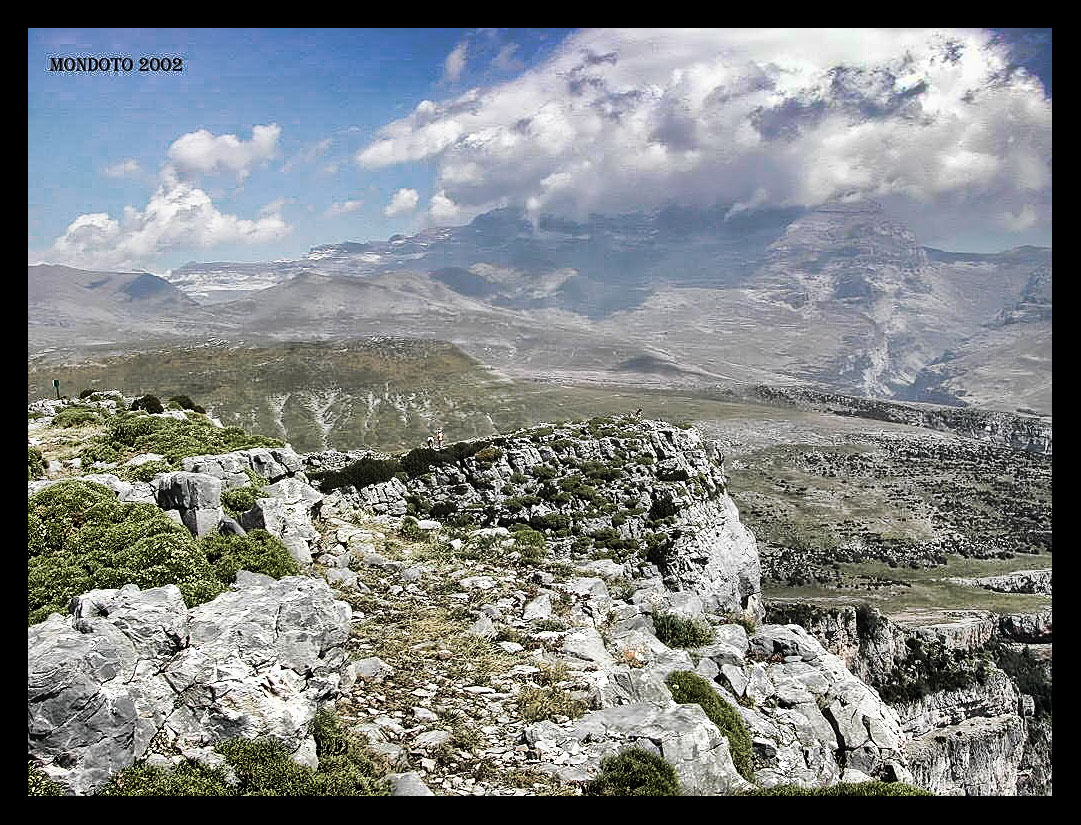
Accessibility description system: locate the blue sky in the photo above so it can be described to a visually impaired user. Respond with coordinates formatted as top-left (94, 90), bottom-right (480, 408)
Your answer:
top-left (28, 28), bottom-right (1051, 272)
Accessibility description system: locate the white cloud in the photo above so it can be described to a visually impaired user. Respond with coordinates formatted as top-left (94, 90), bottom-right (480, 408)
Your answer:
top-left (327, 199), bottom-right (364, 216)
top-left (283, 137), bottom-right (333, 172)
top-left (167, 123), bottom-right (281, 181)
top-left (443, 41), bottom-right (468, 83)
top-left (48, 176), bottom-right (290, 270)
top-left (428, 190), bottom-right (461, 222)
top-left (492, 43), bottom-right (524, 72)
top-left (384, 188), bottom-right (420, 216)
top-left (103, 159), bottom-right (140, 178)
top-left (357, 29), bottom-right (1052, 240)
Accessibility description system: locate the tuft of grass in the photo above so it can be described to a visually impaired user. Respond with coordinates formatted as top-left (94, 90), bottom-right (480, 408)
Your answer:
top-left (517, 686), bottom-right (588, 723)
top-left (745, 781), bottom-right (932, 796)
top-left (725, 613), bottom-right (758, 635)
top-left (665, 670), bottom-right (754, 782)
top-left (583, 748), bottom-right (682, 796)
top-left (652, 612), bottom-right (715, 648)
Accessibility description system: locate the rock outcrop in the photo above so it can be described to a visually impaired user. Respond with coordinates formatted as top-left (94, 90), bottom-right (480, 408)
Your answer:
top-left (28, 576), bottom-right (352, 795)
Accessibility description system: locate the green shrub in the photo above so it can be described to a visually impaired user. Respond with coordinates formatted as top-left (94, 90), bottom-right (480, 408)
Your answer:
top-left (745, 782), bottom-right (932, 796)
top-left (473, 446), bottom-right (504, 463)
top-left (989, 641), bottom-right (1052, 719)
top-left (530, 464), bottom-right (557, 480)
top-left (122, 459), bottom-right (174, 483)
top-left (27, 480), bottom-right (226, 624)
top-left (130, 394), bottom-right (164, 414)
top-left (167, 395), bottom-right (199, 411)
top-left (665, 670), bottom-right (753, 781)
top-left (28, 763), bottom-right (65, 796)
top-left (511, 526), bottom-right (547, 565)
top-left (855, 603), bottom-right (886, 641)
top-left (100, 709), bottom-right (389, 797)
top-left (309, 708), bottom-right (391, 795)
top-left (310, 456), bottom-right (403, 492)
top-left (653, 612), bottom-right (714, 648)
top-left (222, 485), bottom-right (266, 518)
top-left (399, 516), bottom-right (427, 542)
top-left (529, 513), bottom-right (570, 533)
top-left (52, 406), bottom-right (100, 428)
top-left (98, 762), bottom-right (232, 796)
top-left (199, 530), bottom-right (301, 583)
top-left (79, 441), bottom-right (121, 465)
top-left (102, 412), bottom-right (282, 462)
top-left (28, 447), bottom-right (45, 480)
top-left (583, 748), bottom-right (682, 796)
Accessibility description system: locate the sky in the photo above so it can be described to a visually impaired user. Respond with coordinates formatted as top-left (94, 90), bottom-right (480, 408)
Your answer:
top-left (28, 28), bottom-right (1051, 273)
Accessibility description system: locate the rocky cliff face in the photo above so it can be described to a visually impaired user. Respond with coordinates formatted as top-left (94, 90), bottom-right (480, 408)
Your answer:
top-left (308, 417), bottom-right (764, 619)
top-left (766, 602), bottom-right (1052, 795)
top-left (27, 401), bottom-right (1050, 795)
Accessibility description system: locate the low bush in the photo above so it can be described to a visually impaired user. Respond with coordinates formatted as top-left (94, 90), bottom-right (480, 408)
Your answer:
top-left (52, 406), bottom-right (100, 429)
top-left (167, 395), bottom-right (198, 411)
top-left (100, 709), bottom-right (390, 796)
top-left (221, 485), bottom-right (266, 518)
top-left (103, 412), bottom-right (282, 462)
top-left (28, 447), bottom-right (45, 480)
top-left (876, 637), bottom-right (989, 704)
top-left (665, 670), bottom-right (754, 781)
top-left (399, 516), bottom-right (427, 542)
top-left (745, 782), bottom-right (932, 796)
top-left (130, 394), bottom-right (165, 414)
top-left (199, 529), bottom-right (301, 584)
top-left (28, 764), bottom-right (64, 796)
top-left (79, 441), bottom-right (121, 466)
top-left (855, 603), bottom-right (887, 641)
top-left (27, 480), bottom-right (299, 625)
top-left (310, 456), bottom-right (403, 492)
top-left (652, 612), bottom-right (714, 648)
top-left (27, 483), bottom-right (225, 624)
top-left (473, 446), bottom-right (504, 463)
top-left (510, 525), bottom-right (547, 565)
top-left (97, 762), bottom-right (232, 796)
top-left (121, 459), bottom-right (174, 483)
top-left (583, 748), bottom-right (682, 796)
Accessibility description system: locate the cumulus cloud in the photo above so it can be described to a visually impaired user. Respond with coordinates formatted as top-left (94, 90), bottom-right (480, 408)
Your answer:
top-left (384, 187), bottom-right (420, 216)
top-left (357, 28), bottom-right (1052, 241)
top-left (167, 123), bottom-right (281, 181)
top-left (443, 41), bottom-right (468, 83)
top-left (492, 43), bottom-right (524, 73)
top-left (103, 159), bottom-right (140, 178)
top-left (428, 191), bottom-right (461, 222)
top-left (48, 172), bottom-right (290, 270)
top-left (327, 199), bottom-right (363, 216)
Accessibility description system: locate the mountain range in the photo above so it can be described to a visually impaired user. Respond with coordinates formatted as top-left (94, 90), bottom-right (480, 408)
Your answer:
top-left (27, 200), bottom-right (1051, 415)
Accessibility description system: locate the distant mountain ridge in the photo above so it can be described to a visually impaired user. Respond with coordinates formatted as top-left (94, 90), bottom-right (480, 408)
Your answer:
top-left (28, 201), bottom-right (1051, 414)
